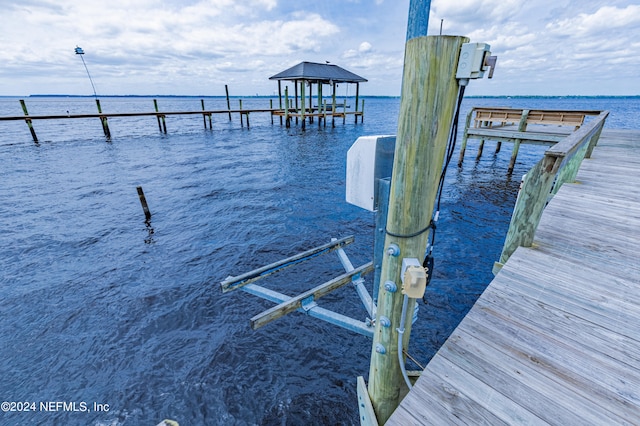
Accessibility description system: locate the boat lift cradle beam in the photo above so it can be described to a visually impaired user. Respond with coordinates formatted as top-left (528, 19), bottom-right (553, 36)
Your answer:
top-left (220, 236), bottom-right (378, 338)
top-left (220, 235), bottom-right (354, 293)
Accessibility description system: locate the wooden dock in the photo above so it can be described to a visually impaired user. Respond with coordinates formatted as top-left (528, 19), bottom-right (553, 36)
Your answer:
top-left (386, 129), bottom-right (640, 425)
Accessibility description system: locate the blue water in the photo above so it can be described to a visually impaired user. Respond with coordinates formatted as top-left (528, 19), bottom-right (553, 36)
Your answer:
top-left (0, 95), bottom-right (637, 425)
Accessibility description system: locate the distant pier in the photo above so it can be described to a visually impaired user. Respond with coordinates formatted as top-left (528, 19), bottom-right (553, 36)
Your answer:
top-left (387, 129), bottom-right (640, 424)
top-left (0, 95), bottom-right (365, 143)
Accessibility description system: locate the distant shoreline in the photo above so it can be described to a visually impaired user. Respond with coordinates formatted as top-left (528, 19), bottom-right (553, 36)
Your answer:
top-left (0, 94), bottom-right (638, 99)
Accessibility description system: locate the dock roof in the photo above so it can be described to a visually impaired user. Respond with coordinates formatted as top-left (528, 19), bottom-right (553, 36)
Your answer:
top-left (269, 61), bottom-right (367, 84)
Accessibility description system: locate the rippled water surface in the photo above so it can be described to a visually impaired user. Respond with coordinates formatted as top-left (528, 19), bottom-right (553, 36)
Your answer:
top-left (0, 95), bottom-right (636, 425)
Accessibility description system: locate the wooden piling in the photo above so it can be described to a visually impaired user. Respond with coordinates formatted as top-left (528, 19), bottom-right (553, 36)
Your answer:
top-left (239, 99), bottom-right (244, 128)
top-left (153, 99), bottom-right (167, 133)
top-left (508, 110), bottom-right (530, 173)
top-left (318, 84), bottom-right (324, 127)
top-left (284, 86), bottom-right (290, 128)
top-left (300, 82), bottom-right (306, 131)
top-left (367, 35), bottom-right (468, 424)
top-left (225, 85), bottom-right (232, 121)
top-left (277, 81), bottom-right (283, 125)
top-left (355, 83), bottom-right (360, 123)
top-left (95, 99), bottom-right (111, 139)
top-left (270, 99), bottom-right (274, 125)
top-left (294, 80), bottom-right (299, 125)
top-left (136, 186), bottom-right (152, 221)
top-left (201, 99), bottom-right (212, 129)
top-left (332, 82), bottom-right (337, 128)
top-left (19, 99), bottom-right (38, 143)
top-left (457, 109), bottom-right (474, 166)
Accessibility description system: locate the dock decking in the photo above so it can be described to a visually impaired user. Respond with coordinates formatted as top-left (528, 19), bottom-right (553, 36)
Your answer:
top-left (387, 129), bottom-right (640, 425)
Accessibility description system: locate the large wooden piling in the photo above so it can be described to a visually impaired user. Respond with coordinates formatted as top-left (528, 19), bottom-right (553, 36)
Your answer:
top-left (19, 99), bottom-right (38, 143)
top-left (366, 35), bottom-right (467, 424)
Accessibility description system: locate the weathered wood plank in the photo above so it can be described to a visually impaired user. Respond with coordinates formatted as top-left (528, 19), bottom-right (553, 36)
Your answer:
top-left (439, 328), bottom-right (629, 425)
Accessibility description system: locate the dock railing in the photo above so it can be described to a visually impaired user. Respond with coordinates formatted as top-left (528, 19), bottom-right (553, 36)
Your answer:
top-left (492, 110), bottom-right (609, 274)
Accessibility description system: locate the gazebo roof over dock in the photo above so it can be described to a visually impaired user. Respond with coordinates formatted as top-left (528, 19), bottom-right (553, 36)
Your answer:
top-left (269, 61), bottom-right (367, 84)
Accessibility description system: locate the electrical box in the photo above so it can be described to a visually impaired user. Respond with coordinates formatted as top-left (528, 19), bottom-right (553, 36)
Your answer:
top-left (401, 258), bottom-right (427, 299)
top-left (456, 42), bottom-right (491, 79)
top-left (346, 135), bottom-right (396, 211)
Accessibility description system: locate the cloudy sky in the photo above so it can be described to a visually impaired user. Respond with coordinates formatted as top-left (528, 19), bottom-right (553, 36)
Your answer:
top-left (1, 0), bottom-right (638, 96)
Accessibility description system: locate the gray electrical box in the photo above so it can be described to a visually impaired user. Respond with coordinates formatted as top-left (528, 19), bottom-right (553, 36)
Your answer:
top-left (346, 135), bottom-right (396, 211)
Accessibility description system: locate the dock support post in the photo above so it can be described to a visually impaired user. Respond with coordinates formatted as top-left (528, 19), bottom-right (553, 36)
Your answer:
top-left (270, 99), bottom-right (274, 125)
top-left (508, 110), bottom-right (530, 173)
top-left (300, 81), bottom-right (306, 131)
top-left (294, 80), bottom-right (299, 125)
top-left (225, 85), bottom-right (232, 121)
top-left (153, 99), bottom-right (167, 133)
top-left (318, 84), bottom-right (323, 127)
top-left (201, 99), bottom-right (211, 129)
top-left (361, 99), bottom-right (365, 123)
top-left (136, 186), bottom-right (152, 222)
top-left (239, 99), bottom-right (244, 128)
top-left (284, 86), bottom-right (290, 128)
top-left (19, 99), bottom-right (38, 143)
top-left (95, 99), bottom-right (111, 140)
top-left (355, 83), bottom-right (360, 123)
top-left (332, 82), bottom-right (337, 128)
top-left (476, 139), bottom-right (485, 160)
top-left (457, 109), bottom-right (474, 166)
top-left (367, 34), bottom-right (466, 424)
top-left (277, 81), bottom-right (283, 125)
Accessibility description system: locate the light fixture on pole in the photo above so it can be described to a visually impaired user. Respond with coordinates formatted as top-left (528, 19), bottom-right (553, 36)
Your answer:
top-left (75, 45), bottom-right (98, 98)
top-left (75, 46), bottom-right (110, 139)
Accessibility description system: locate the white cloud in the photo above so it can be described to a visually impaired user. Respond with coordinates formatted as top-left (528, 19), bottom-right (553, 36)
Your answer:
top-left (547, 5), bottom-right (640, 37)
top-left (0, 0), bottom-right (638, 96)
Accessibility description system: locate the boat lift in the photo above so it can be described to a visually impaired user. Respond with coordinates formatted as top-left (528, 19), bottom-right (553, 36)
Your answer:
top-left (220, 235), bottom-right (376, 337)
top-left (220, 136), bottom-right (401, 338)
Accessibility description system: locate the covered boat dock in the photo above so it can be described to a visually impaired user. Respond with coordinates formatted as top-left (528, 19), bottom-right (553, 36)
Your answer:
top-left (269, 61), bottom-right (367, 129)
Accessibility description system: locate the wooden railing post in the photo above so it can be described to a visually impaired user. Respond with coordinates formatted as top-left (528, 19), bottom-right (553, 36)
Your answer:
top-left (494, 154), bottom-right (562, 272)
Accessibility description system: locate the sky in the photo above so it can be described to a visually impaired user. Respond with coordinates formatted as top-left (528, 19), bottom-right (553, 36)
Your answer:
top-left (1, 0), bottom-right (639, 97)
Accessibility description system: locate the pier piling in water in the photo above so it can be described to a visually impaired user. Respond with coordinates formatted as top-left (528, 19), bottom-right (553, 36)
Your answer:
top-left (95, 99), bottom-right (111, 140)
top-left (19, 99), bottom-right (38, 143)
top-left (153, 99), bottom-right (167, 133)
top-left (136, 186), bottom-right (152, 221)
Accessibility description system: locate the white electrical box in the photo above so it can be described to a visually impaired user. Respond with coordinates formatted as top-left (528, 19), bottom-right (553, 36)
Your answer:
top-left (346, 135), bottom-right (396, 211)
top-left (456, 42), bottom-right (491, 79)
